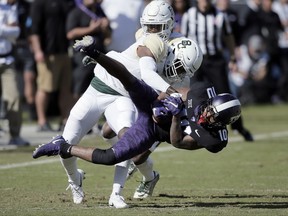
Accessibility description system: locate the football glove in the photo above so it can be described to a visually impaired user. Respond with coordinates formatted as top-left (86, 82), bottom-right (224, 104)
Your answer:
top-left (162, 95), bottom-right (184, 116)
top-left (152, 100), bottom-right (170, 118)
top-left (73, 35), bottom-right (100, 59)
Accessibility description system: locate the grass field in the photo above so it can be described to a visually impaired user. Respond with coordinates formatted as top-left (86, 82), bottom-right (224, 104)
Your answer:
top-left (0, 104), bottom-right (288, 216)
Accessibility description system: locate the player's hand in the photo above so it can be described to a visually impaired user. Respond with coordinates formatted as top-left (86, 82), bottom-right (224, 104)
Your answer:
top-left (162, 95), bottom-right (184, 116)
top-left (73, 35), bottom-right (95, 52)
top-left (73, 36), bottom-right (100, 59)
top-left (152, 100), bottom-right (170, 118)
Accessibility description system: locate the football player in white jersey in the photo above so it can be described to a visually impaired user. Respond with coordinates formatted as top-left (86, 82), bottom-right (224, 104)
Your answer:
top-left (38, 0), bottom-right (202, 208)
top-left (102, 36), bottom-right (203, 200)
top-left (45, 0), bottom-right (176, 208)
top-left (99, 0), bottom-right (203, 200)
top-left (86, 1), bottom-right (202, 207)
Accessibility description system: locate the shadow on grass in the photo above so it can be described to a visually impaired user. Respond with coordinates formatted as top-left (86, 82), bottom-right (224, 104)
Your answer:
top-left (158, 193), bottom-right (288, 199)
top-left (129, 193), bottom-right (288, 209)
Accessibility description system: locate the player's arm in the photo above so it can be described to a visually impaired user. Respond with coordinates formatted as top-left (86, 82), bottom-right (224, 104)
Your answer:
top-left (137, 35), bottom-right (178, 95)
top-left (186, 122), bottom-right (228, 153)
top-left (170, 114), bottom-right (202, 150)
top-left (163, 95), bottom-right (200, 150)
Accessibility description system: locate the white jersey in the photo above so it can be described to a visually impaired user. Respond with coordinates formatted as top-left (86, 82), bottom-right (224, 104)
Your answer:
top-left (94, 50), bottom-right (141, 97)
top-left (94, 36), bottom-right (170, 97)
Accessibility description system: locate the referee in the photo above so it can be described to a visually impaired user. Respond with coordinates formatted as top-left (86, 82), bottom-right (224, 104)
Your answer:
top-left (181, 0), bottom-right (253, 141)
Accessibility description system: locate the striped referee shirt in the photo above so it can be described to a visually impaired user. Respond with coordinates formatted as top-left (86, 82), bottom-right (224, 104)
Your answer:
top-left (181, 6), bottom-right (233, 56)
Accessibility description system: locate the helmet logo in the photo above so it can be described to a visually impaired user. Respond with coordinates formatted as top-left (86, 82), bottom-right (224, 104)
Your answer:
top-left (177, 40), bottom-right (192, 50)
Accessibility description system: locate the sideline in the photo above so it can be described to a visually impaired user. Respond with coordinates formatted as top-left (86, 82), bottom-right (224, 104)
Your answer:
top-left (1, 130), bottom-right (288, 170)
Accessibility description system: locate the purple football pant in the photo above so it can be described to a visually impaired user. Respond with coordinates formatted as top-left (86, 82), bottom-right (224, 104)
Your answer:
top-left (112, 79), bottom-right (159, 162)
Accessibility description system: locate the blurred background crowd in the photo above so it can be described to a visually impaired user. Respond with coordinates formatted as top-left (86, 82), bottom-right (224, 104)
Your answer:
top-left (0, 0), bottom-right (287, 146)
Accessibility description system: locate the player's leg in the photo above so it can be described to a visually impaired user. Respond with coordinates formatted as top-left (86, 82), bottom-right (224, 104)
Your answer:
top-left (33, 112), bottom-right (156, 165)
top-left (99, 123), bottom-right (130, 209)
top-left (132, 142), bottom-right (161, 199)
top-left (60, 86), bottom-right (117, 204)
top-left (104, 97), bottom-right (137, 208)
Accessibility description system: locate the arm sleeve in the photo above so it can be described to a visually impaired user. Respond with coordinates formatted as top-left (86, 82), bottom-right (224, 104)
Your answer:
top-left (30, 0), bottom-right (44, 35)
top-left (139, 56), bottom-right (170, 93)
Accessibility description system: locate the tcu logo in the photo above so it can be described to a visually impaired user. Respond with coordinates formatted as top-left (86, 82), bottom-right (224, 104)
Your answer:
top-left (177, 40), bottom-right (192, 49)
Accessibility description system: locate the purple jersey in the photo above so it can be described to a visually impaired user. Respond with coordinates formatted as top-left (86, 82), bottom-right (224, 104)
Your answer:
top-left (184, 81), bottom-right (228, 153)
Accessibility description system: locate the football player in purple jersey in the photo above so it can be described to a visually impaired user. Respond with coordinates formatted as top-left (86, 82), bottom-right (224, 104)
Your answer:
top-left (33, 45), bottom-right (241, 167)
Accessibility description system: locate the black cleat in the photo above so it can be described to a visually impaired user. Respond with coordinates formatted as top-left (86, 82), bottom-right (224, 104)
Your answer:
top-left (238, 128), bottom-right (254, 142)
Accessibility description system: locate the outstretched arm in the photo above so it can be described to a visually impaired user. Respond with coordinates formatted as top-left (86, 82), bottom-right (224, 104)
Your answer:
top-left (76, 35), bottom-right (178, 95)
top-left (96, 52), bottom-right (137, 89)
top-left (74, 36), bottom-right (137, 89)
top-left (137, 35), bottom-right (178, 94)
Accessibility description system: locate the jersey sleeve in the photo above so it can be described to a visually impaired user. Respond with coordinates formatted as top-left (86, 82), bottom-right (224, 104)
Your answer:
top-left (30, 0), bottom-right (44, 35)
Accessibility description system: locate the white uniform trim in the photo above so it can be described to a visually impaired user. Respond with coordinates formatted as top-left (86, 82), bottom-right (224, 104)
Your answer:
top-left (215, 99), bottom-right (241, 112)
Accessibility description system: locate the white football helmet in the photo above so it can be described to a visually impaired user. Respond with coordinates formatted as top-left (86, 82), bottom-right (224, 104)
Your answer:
top-left (140, 0), bottom-right (175, 41)
top-left (163, 38), bottom-right (203, 82)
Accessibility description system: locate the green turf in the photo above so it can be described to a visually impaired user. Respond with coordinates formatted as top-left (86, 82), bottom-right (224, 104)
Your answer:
top-left (0, 104), bottom-right (288, 216)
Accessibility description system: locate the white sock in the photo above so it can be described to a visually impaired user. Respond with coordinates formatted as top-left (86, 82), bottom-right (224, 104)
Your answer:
top-left (112, 159), bottom-right (130, 195)
top-left (136, 157), bottom-right (154, 182)
top-left (60, 156), bottom-right (79, 184)
top-left (103, 133), bottom-right (128, 195)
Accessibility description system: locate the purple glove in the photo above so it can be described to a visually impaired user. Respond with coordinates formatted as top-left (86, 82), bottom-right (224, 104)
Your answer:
top-left (162, 96), bottom-right (184, 116)
top-left (152, 100), bottom-right (170, 118)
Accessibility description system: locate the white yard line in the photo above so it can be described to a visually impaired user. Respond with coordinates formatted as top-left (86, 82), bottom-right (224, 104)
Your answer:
top-left (1, 130), bottom-right (288, 170)
top-left (0, 158), bottom-right (60, 170)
